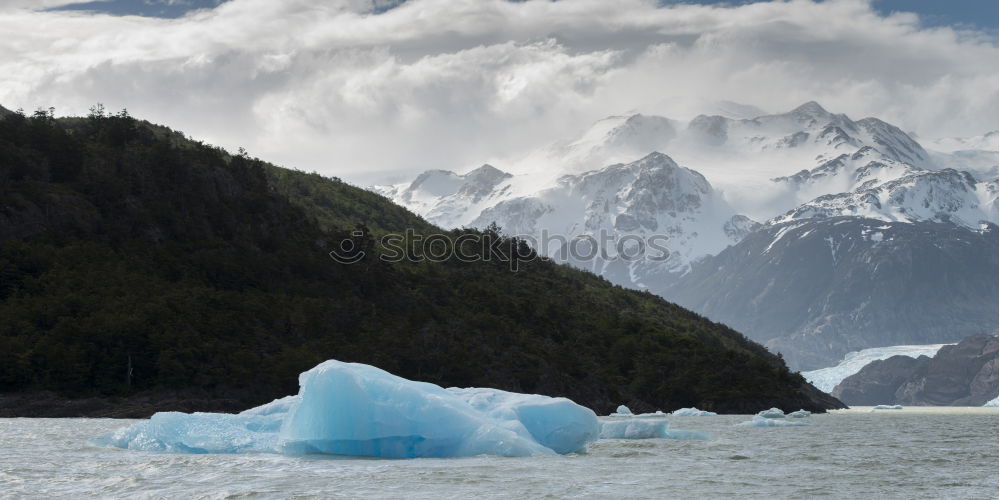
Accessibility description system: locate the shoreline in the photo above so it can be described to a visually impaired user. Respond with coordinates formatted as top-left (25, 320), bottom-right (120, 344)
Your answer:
top-left (0, 391), bottom-right (255, 419)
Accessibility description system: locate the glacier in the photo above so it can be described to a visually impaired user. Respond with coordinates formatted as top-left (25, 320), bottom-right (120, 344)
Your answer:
top-left (97, 360), bottom-right (601, 458)
top-left (802, 343), bottom-right (951, 393)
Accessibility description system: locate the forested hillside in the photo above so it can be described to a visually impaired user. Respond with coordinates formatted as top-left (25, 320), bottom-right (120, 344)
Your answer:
top-left (0, 108), bottom-right (842, 415)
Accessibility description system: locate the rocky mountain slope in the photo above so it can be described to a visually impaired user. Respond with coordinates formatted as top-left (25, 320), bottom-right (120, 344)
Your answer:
top-left (831, 334), bottom-right (998, 406)
top-left (658, 217), bottom-right (998, 370)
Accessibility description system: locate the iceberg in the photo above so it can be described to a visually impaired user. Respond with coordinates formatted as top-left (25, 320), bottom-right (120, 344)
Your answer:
top-left (736, 408), bottom-right (809, 427)
top-left (598, 418), bottom-right (709, 440)
top-left (606, 409), bottom-right (667, 418)
top-left (98, 360), bottom-right (601, 458)
top-left (984, 397), bottom-right (998, 408)
top-left (872, 404), bottom-right (903, 410)
top-left (95, 409), bottom-right (286, 454)
top-left (803, 343), bottom-right (950, 393)
top-left (756, 407), bottom-right (787, 419)
top-left (670, 407), bottom-right (718, 417)
top-left (614, 404), bottom-right (634, 415)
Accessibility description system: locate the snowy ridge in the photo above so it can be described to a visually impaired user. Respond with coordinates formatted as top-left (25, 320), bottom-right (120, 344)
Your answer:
top-left (925, 131), bottom-right (999, 154)
top-left (375, 164), bottom-right (513, 227)
top-left (772, 167), bottom-right (996, 229)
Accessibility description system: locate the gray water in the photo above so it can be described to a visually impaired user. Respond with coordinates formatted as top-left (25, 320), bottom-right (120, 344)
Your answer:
top-left (1, 408), bottom-right (996, 499)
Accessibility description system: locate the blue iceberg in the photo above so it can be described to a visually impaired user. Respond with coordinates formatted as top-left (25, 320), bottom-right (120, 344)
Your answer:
top-left (98, 360), bottom-right (601, 458)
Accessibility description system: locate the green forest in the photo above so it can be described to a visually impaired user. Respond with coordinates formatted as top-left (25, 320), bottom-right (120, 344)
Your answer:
top-left (0, 106), bottom-right (839, 413)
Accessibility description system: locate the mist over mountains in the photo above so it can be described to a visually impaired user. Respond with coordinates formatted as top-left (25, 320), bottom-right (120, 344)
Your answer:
top-left (377, 101), bottom-right (999, 370)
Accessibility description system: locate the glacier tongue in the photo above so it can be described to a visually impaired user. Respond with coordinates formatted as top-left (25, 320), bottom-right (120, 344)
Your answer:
top-left (97, 360), bottom-right (601, 458)
top-left (802, 343), bottom-right (951, 393)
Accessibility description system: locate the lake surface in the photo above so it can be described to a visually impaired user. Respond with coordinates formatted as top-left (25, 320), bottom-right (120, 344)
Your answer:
top-left (1, 408), bottom-right (996, 499)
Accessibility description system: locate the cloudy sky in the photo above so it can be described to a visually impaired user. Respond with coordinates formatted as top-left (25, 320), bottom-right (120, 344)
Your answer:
top-left (0, 0), bottom-right (996, 184)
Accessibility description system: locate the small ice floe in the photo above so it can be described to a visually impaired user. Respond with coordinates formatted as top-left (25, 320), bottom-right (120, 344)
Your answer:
top-left (737, 408), bottom-right (809, 427)
top-left (670, 407), bottom-right (718, 417)
top-left (756, 407), bottom-right (787, 419)
top-left (598, 418), bottom-right (709, 440)
top-left (872, 404), bottom-right (904, 410)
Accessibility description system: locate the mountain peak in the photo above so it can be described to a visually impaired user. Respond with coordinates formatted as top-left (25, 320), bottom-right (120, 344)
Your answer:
top-left (636, 151), bottom-right (678, 166)
top-left (465, 163), bottom-right (508, 180)
top-left (789, 101), bottom-right (830, 117)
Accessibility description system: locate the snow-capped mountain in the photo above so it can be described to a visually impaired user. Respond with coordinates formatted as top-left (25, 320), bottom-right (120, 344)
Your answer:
top-left (548, 114), bottom-right (682, 174)
top-left (926, 131), bottom-right (999, 153)
top-left (924, 131), bottom-right (999, 181)
top-left (679, 101), bottom-right (932, 168)
top-left (469, 152), bottom-right (746, 279)
top-left (375, 164), bottom-right (512, 228)
top-left (373, 101), bottom-right (998, 369)
top-left (770, 147), bottom-right (997, 228)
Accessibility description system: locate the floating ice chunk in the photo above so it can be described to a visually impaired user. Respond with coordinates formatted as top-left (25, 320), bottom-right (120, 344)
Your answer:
top-left (599, 418), bottom-right (668, 439)
top-left (606, 410), bottom-right (666, 418)
top-left (615, 405), bottom-right (633, 415)
top-left (787, 409), bottom-right (811, 418)
top-left (98, 360), bottom-right (601, 458)
top-left (756, 408), bottom-right (787, 419)
top-left (872, 404), bottom-right (903, 410)
top-left (278, 361), bottom-right (600, 457)
top-left (94, 410), bottom-right (284, 453)
top-left (670, 407), bottom-right (718, 417)
top-left (984, 397), bottom-right (998, 407)
top-left (737, 415), bottom-right (808, 427)
top-left (598, 418), bottom-right (709, 440)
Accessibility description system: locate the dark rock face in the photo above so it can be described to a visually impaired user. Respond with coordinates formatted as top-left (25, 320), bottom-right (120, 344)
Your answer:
top-left (832, 334), bottom-right (999, 406)
top-left (832, 355), bottom-right (929, 405)
top-left (657, 218), bottom-right (999, 370)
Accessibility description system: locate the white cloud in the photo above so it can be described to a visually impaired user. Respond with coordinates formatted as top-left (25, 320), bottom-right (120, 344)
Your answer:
top-left (0, 0), bottom-right (995, 184)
